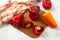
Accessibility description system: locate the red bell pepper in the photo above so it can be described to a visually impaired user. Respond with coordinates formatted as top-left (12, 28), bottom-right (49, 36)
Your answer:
top-left (28, 5), bottom-right (40, 20)
top-left (22, 21), bottom-right (34, 28)
top-left (9, 13), bottom-right (24, 28)
top-left (32, 25), bottom-right (44, 35)
top-left (42, 0), bottom-right (52, 10)
top-left (28, 5), bottom-right (40, 13)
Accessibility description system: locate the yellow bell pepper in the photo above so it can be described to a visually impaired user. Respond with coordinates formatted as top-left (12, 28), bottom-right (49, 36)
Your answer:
top-left (41, 11), bottom-right (57, 28)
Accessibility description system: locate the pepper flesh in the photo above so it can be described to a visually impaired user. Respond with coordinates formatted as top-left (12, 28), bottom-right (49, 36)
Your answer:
top-left (22, 21), bottom-right (34, 28)
top-left (41, 12), bottom-right (57, 28)
top-left (32, 25), bottom-right (44, 35)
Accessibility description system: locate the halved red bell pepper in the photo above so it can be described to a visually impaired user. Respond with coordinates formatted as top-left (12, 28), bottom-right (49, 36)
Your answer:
top-left (32, 25), bottom-right (44, 35)
top-left (22, 21), bottom-right (34, 28)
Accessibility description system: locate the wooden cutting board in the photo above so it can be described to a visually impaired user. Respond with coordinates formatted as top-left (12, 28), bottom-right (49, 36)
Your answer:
top-left (18, 10), bottom-right (47, 38)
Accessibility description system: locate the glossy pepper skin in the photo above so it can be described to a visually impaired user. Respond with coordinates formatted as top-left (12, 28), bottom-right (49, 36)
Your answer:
top-left (41, 12), bottom-right (57, 28)
top-left (22, 21), bottom-right (34, 28)
top-left (9, 13), bottom-right (24, 28)
top-left (32, 25), bottom-right (44, 35)
top-left (29, 13), bottom-right (39, 21)
top-left (28, 5), bottom-right (40, 13)
top-left (42, 0), bottom-right (52, 10)
top-left (28, 5), bottom-right (40, 20)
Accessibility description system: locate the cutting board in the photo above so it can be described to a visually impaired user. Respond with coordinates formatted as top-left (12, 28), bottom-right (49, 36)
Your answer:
top-left (18, 10), bottom-right (47, 38)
